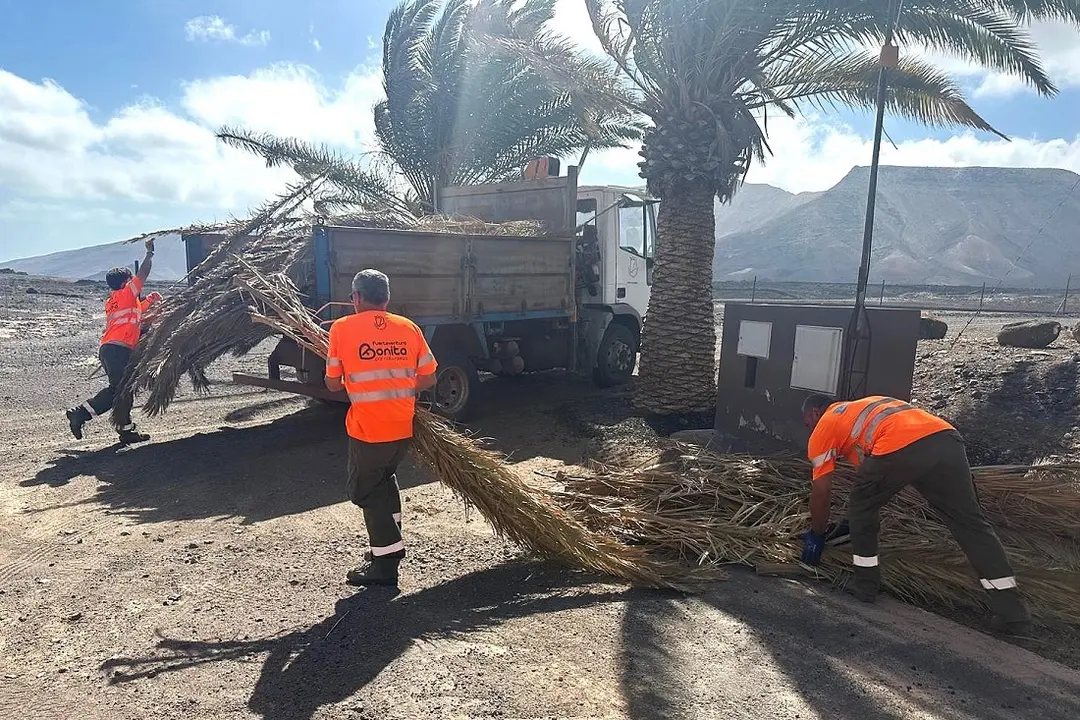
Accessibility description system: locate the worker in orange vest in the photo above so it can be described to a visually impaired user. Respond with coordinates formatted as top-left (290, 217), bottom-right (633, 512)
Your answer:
top-left (325, 269), bottom-right (439, 587)
top-left (66, 238), bottom-right (161, 445)
top-left (799, 394), bottom-right (1031, 635)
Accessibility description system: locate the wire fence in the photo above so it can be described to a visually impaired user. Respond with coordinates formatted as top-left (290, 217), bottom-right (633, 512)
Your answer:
top-left (713, 277), bottom-right (1080, 317)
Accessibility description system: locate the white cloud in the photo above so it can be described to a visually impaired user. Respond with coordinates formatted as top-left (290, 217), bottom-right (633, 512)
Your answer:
top-left (973, 20), bottom-right (1080, 98)
top-left (0, 64), bottom-right (384, 214)
top-left (310, 23), bottom-right (322, 52)
top-left (184, 15), bottom-right (271, 47)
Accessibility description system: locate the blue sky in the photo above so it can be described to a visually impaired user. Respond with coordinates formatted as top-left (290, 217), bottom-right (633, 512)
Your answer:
top-left (1, 1), bottom-right (1080, 262)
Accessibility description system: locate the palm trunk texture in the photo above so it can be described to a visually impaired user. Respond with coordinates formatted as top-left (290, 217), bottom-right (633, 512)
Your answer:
top-left (634, 186), bottom-right (718, 415)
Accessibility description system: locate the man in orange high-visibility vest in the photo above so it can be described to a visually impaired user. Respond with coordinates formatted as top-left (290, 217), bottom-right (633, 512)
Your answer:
top-left (325, 269), bottom-right (439, 587)
top-left (799, 394), bottom-right (1031, 636)
top-left (65, 238), bottom-right (161, 445)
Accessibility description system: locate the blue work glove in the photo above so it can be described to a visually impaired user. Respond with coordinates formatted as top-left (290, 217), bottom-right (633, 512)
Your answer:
top-left (800, 530), bottom-right (826, 565)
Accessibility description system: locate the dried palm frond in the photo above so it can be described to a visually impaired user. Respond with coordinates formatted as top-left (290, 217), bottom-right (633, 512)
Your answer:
top-left (562, 447), bottom-right (1080, 627)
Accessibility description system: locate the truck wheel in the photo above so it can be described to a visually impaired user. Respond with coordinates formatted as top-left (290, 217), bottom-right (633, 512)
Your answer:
top-left (593, 322), bottom-right (637, 388)
top-left (432, 353), bottom-right (479, 421)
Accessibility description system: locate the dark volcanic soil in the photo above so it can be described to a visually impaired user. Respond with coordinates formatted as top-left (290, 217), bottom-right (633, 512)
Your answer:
top-left (3, 274), bottom-right (1080, 720)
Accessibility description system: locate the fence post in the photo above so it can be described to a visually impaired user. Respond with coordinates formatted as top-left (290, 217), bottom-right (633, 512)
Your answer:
top-left (879, 279), bottom-right (885, 306)
top-left (1064, 274), bottom-right (1072, 315)
top-left (750, 275), bottom-right (757, 303)
top-left (978, 281), bottom-right (986, 311)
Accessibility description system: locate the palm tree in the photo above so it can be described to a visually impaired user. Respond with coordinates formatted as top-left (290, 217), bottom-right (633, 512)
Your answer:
top-left (221, 0), bottom-right (641, 217)
top-left (511, 0), bottom-right (1080, 415)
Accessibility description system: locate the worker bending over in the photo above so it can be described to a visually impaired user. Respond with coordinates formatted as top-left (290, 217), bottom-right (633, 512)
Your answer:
top-left (325, 269), bottom-right (438, 587)
top-left (799, 394), bottom-right (1031, 635)
top-left (66, 238), bottom-right (161, 445)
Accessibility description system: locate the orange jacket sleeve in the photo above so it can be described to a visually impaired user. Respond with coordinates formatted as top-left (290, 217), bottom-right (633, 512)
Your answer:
top-left (807, 421), bottom-right (838, 482)
top-left (326, 321), bottom-right (343, 378)
top-left (415, 324), bottom-right (437, 376)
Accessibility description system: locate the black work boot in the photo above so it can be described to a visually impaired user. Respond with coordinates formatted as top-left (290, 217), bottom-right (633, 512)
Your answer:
top-left (990, 616), bottom-right (1035, 639)
top-left (346, 557), bottom-right (400, 587)
top-left (849, 566), bottom-right (881, 604)
top-left (986, 588), bottom-right (1032, 637)
top-left (66, 407), bottom-right (89, 440)
top-left (118, 426), bottom-right (151, 445)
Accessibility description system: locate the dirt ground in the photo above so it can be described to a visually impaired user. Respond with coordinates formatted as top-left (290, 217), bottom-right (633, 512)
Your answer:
top-left (3, 274), bottom-right (1080, 720)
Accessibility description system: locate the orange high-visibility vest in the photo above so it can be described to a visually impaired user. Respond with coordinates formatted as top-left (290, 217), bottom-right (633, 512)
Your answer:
top-left (807, 396), bottom-right (954, 481)
top-left (101, 277), bottom-right (144, 349)
top-left (326, 310), bottom-right (438, 443)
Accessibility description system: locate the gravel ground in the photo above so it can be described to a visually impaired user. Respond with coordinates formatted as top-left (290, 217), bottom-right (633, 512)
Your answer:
top-left (3, 274), bottom-right (1080, 720)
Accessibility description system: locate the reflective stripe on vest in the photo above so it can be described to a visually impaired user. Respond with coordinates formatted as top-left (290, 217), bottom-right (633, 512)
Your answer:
top-left (347, 387), bottom-right (416, 404)
top-left (849, 397), bottom-right (916, 458)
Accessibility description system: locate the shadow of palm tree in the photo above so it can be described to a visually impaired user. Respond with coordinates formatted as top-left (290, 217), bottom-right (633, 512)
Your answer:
top-left (616, 566), bottom-right (1080, 720)
top-left (100, 562), bottom-right (627, 720)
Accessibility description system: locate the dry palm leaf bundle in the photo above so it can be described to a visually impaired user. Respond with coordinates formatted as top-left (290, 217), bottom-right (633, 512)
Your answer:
top-left (561, 447), bottom-right (1080, 627)
top-left (235, 263), bottom-right (692, 590)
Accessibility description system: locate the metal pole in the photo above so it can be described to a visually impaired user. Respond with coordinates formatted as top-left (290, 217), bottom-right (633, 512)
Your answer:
top-left (879, 279), bottom-right (886, 306)
top-left (979, 281), bottom-right (986, 311)
top-left (751, 275), bottom-right (757, 303)
top-left (844, 1), bottom-right (901, 399)
top-left (852, 55), bottom-right (892, 329)
top-left (1064, 274), bottom-right (1072, 314)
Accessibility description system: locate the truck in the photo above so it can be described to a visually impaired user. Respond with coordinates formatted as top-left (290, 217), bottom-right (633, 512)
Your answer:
top-left (182, 165), bottom-right (657, 420)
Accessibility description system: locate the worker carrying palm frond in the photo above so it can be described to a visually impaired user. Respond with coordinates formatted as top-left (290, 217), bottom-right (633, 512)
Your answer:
top-left (324, 269), bottom-right (439, 587)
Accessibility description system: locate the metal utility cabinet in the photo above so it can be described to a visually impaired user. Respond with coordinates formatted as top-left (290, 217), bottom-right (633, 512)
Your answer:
top-left (715, 303), bottom-right (920, 446)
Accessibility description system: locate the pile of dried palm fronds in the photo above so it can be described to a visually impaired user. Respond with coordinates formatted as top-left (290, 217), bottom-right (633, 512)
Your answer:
top-left (112, 180), bottom-right (545, 425)
top-left (559, 448), bottom-right (1080, 626)
top-left (237, 264), bottom-right (691, 589)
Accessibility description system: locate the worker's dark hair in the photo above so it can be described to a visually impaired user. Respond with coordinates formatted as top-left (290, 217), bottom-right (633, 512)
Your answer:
top-left (351, 269), bottom-right (390, 306)
top-left (105, 267), bottom-right (133, 291)
top-left (801, 394), bottom-right (834, 415)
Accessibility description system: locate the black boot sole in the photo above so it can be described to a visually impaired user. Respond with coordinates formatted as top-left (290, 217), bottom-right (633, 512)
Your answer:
top-left (66, 410), bottom-right (85, 440)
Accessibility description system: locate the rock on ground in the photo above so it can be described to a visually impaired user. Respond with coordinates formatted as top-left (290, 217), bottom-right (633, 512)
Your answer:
top-left (919, 316), bottom-right (949, 340)
top-left (997, 320), bottom-right (1062, 349)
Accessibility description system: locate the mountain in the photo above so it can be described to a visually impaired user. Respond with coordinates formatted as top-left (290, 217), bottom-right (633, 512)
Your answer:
top-left (1, 233), bottom-right (187, 281)
top-left (714, 166), bottom-right (1080, 287)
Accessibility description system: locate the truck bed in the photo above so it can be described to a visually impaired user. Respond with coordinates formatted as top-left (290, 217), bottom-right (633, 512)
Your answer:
top-left (315, 225), bottom-right (575, 324)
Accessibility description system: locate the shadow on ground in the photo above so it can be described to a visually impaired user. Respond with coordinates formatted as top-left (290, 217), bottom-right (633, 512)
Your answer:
top-left (100, 562), bottom-right (625, 720)
top-left (951, 359), bottom-right (1079, 465)
top-left (620, 569), bottom-right (1080, 720)
top-left (23, 406), bottom-right (435, 524)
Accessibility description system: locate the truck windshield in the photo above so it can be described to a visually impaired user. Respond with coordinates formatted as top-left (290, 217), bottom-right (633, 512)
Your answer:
top-left (619, 197), bottom-right (656, 259)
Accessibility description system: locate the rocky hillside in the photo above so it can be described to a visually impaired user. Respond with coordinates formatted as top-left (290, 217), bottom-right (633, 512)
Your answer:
top-left (714, 166), bottom-right (1080, 287)
top-left (1, 233), bottom-right (186, 281)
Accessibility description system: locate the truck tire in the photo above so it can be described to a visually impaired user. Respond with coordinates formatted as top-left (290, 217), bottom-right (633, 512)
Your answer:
top-left (432, 352), bottom-right (479, 421)
top-left (593, 322), bottom-right (637, 388)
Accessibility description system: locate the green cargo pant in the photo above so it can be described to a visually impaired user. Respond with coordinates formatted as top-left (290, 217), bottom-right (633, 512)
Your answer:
top-left (347, 437), bottom-right (411, 559)
top-left (849, 429), bottom-right (1029, 624)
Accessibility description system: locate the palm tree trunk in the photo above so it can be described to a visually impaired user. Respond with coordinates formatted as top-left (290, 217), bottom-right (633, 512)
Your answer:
top-left (634, 185), bottom-right (717, 415)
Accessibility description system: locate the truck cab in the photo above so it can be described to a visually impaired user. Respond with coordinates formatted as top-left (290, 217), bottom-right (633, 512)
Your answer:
top-left (574, 185), bottom-right (656, 387)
